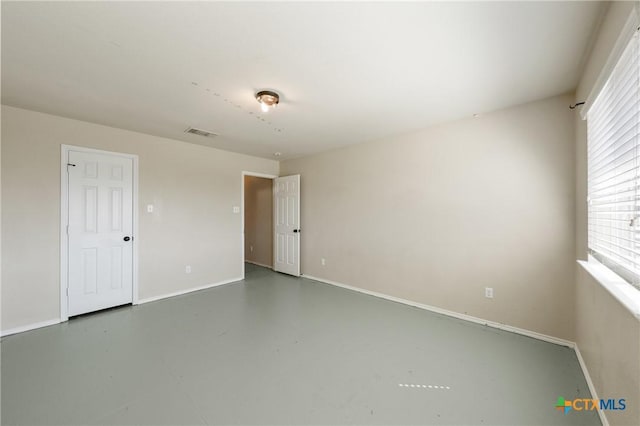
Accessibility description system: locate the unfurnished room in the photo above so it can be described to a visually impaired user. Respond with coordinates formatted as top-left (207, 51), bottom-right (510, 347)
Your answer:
top-left (1, 1), bottom-right (639, 425)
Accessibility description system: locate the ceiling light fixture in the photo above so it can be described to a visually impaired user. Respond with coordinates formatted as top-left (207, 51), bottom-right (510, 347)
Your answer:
top-left (256, 90), bottom-right (280, 113)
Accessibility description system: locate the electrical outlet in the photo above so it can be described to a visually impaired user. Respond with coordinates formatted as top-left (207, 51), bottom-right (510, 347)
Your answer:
top-left (321, 258), bottom-right (326, 266)
top-left (146, 204), bottom-right (154, 213)
top-left (250, 245), bottom-right (254, 252)
top-left (185, 265), bottom-right (191, 274)
top-left (485, 287), bottom-right (494, 299)
top-left (233, 206), bottom-right (240, 213)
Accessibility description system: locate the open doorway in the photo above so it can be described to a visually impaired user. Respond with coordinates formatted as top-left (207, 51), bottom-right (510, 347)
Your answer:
top-left (242, 172), bottom-right (301, 278)
top-left (242, 172), bottom-right (276, 276)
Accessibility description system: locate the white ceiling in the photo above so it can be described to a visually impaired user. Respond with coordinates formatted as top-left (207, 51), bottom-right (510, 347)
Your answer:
top-left (2, 1), bottom-right (603, 160)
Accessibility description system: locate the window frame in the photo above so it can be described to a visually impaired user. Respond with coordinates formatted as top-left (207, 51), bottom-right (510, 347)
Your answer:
top-left (581, 5), bottom-right (640, 290)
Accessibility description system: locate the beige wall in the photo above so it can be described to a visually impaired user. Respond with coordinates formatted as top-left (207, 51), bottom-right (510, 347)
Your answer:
top-left (1, 105), bottom-right (278, 332)
top-left (575, 2), bottom-right (640, 425)
top-left (244, 175), bottom-right (273, 267)
top-left (282, 93), bottom-right (576, 340)
top-left (576, 266), bottom-right (640, 426)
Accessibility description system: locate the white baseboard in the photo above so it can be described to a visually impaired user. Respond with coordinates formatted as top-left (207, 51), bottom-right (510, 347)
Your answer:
top-left (1, 318), bottom-right (61, 337)
top-left (3, 271), bottom-right (603, 421)
top-left (575, 345), bottom-right (608, 426)
top-left (302, 274), bottom-right (613, 419)
top-left (245, 260), bottom-right (273, 269)
top-left (136, 277), bottom-right (243, 305)
top-left (2, 278), bottom-right (244, 337)
top-left (302, 274), bottom-right (575, 348)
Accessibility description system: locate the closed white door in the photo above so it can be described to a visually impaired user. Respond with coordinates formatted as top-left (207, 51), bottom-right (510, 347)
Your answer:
top-left (273, 175), bottom-right (300, 276)
top-left (67, 150), bottom-right (134, 316)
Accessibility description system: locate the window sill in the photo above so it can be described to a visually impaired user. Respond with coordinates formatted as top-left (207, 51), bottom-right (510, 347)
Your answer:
top-left (578, 258), bottom-right (640, 320)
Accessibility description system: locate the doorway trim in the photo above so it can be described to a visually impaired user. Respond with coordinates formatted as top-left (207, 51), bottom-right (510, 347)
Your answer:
top-left (241, 171), bottom-right (278, 279)
top-left (60, 144), bottom-right (140, 321)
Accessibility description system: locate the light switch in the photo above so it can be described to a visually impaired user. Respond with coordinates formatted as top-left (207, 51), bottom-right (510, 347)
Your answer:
top-left (147, 204), bottom-right (154, 213)
top-left (233, 206), bottom-right (240, 213)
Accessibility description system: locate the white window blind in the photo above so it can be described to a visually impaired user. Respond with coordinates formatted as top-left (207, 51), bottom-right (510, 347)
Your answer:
top-left (588, 28), bottom-right (640, 288)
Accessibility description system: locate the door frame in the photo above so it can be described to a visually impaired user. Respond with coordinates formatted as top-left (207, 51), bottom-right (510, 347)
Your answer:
top-left (60, 144), bottom-right (140, 321)
top-left (241, 171), bottom-right (278, 279)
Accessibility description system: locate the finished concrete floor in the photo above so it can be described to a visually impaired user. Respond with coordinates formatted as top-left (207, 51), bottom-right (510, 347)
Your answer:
top-left (1, 264), bottom-right (599, 425)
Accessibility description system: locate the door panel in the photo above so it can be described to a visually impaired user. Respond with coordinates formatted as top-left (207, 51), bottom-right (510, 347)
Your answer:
top-left (67, 150), bottom-right (134, 316)
top-left (273, 175), bottom-right (300, 276)
top-left (82, 248), bottom-right (98, 294)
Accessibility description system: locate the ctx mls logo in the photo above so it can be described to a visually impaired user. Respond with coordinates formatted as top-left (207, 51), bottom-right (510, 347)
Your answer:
top-left (555, 396), bottom-right (626, 414)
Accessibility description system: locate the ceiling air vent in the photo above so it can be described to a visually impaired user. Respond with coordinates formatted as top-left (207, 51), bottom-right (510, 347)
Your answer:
top-left (185, 127), bottom-right (218, 138)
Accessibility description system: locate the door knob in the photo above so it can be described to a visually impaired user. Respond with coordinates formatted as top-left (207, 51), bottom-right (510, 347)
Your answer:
top-left (123, 236), bottom-right (131, 241)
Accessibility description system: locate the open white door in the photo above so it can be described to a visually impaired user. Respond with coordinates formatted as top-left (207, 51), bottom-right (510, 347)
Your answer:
top-left (273, 175), bottom-right (300, 276)
top-left (67, 149), bottom-right (134, 316)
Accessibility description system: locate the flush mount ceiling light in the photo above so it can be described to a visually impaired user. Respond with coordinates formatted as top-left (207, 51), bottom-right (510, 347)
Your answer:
top-left (256, 90), bottom-right (280, 113)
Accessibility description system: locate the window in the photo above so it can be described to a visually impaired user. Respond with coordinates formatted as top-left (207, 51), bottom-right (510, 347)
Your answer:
top-left (587, 26), bottom-right (640, 288)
